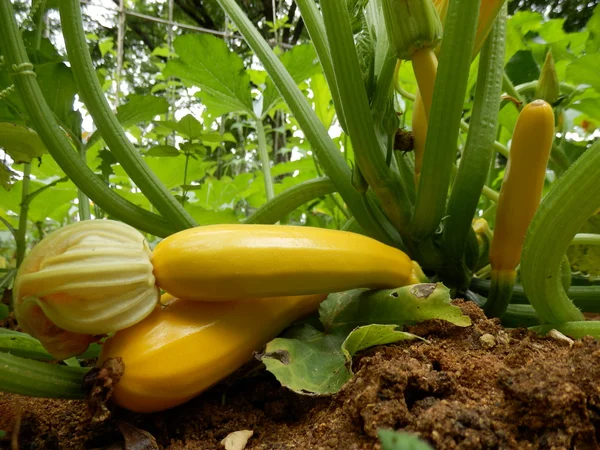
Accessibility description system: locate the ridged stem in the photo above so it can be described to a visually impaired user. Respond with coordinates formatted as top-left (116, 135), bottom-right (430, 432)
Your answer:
top-left (320, 0), bottom-right (413, 238)
top-left (256, 120), bottom-right (275, 201)
top-left (0, 352), bottom-right (88, 399)
top-left (441, 7), bottom-right (505, 288)
top-left (411, 0), bottom-right (481, 240)
top-left (0, 0), bottom-right (175, 237)
top-left (245, 178), bottom-right (336, 224)
top-left (521, 140), bottom-right (600, 323)
top-left (15, 162), bottom-right (31, 268)
top-left (59, 0), bottom-right (196, 231)
top-left (295, 0), bottom-right (348, 132)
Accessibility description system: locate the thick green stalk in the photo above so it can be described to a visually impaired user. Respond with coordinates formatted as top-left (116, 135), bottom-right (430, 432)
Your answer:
top-left (214, 0), bottom-right (394, 244)
top-left (320, 0), bottom-right (413, 237)
top-left (0, 0), bottom-right (175, 237)
top-left (520, 140), bottom-right (600, 323)
top-left (256, 120), bottom-right (275, 201)
top-left (0, 352), bottom-right (88, 399)
top-left (442, 7), bottom-right (505, 285)
top-left (295, 0), bottom-right (348, 132)
top-left (245, 178), bottom-right (336, 224)
top-left (411, 0), bottom-right (481, 240)
top-left (59, 0), bottom-right (196, 231)
top-left (15, 162), bottom-right (31, 268)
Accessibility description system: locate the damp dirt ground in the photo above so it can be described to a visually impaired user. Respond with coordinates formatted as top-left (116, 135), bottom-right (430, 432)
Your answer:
top-left (2, 300), bottom-right (600, 450)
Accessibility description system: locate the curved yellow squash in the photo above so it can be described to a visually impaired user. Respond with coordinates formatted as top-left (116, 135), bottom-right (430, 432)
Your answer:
top-left (489, 100), bottom-right (555, 272)
top-left (151, 225), bottom-right (416, 301)
top-left (98, 292), bottom-right (327, 412)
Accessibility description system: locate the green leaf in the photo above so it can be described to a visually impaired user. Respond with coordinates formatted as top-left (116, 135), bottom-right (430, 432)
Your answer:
top-left (154, 114), bottom-right (205, 140)
top-left (164, 34), bottom-right (253, 115)
top-left (98, 37), bottom-right (114, 57)
top-left (571, 97), bottom-right (600, 120)
top-left (341, 324), bottom-right (421, 360)
top-left (319, 284), bottom-right (472, 333)
top-left (262, 44), bottom-right (320, 116)
top-left (506, 50), bottom-right (541, 86)
top-left (260, 284), bottom-right (469, 395)
top-left (0, 161), bottom-right (15, 191)
top-left (116, 94), bottom-right (169, 127)
top-left (0, 123), bottom-right (45, 162)
top-left (36, 62), bottom-right (78, 129)
top-left (378, 429), bottom-right (434, 450)
top-left (566, 54), bottom-right (600, 92)
top-left (270, 159), bottom-right (315, 177)
top-left (260, 325), bottom-right (350, 395)
top-left (185, 204), bottom-right (239, 225)
top-left (145, 145), bottom-right (180, 157)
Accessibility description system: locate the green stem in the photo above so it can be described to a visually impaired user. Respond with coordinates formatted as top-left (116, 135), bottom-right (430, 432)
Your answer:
top-left (320, 0), bottom-right (412, 238)
top-left (214, 0), bottom-right (393, 244)
top-left (0, 0), bottom-right (175, 237)
top-left (15, 162), bottom-right (31, 268)
top-left (295, 0), bottom-right (348, 133)
top-left (502, 72), bottom-right (524, 106)
top-left (442, 7), bottom-right (505, 287)
top-left (182, 152), bottom-right (190, 207)
top-left (470, 278), bottom-right (600, 312)
top-left (571, 233), bottom-right (600, 246)
top-left (0, 352), bottom-right (88, 399)
top-left (256, 120), bottom-right (275, 201)
top-left (411, 0), bottom-right (481, 240)
top-left (25, 176), bottom-right (68, 203)
top-left (515, 80), bottom-right (576, 97)
top-left (59, 0), bottom-right (196, 231)
top-left (520, 141), bottom-right (600, 323)
top-left (246, 178), bottom-right (336, 224)
top-left (330, 193), bottom-right (350, 220)
top-left (530, 321), bottom-right (600, 339)
top-left (77, 146), bottom-right (91, 220)
top-left (483, 269), bottom-right (515, 318)
top-left (459, 121), bottom-right (509, 158)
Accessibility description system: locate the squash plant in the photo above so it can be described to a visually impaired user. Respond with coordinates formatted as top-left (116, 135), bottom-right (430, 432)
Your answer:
top-left (0, 0), bottom-right (599, 411)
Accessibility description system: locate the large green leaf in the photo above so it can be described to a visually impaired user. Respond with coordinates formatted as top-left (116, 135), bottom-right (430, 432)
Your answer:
top-left (505, 50), bottom-right (541, 86)
top-left (164, 34), bottom-right (253, 115)
top-left (260, 284), bottom-right (470, 395)
top-left (36, 62), bottom-right (78, 131)
top-left (154, 114), bottom-right (205, 140)
top-left (0, 123), bottom-right (45, 163)
top-left (566, 54), bottom-right (600, 92)
top-left (262, 44), bottom-right (320, 116)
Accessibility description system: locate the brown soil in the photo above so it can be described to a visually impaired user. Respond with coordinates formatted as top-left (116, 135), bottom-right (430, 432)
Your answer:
top-left (2, 301), bottom-right (600, 450)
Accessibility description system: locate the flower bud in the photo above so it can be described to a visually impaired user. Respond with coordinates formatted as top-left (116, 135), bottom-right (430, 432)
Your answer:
top-left (14, 220), bottom-right (159, 359)
top-left (382, 0), bottom-right (443, 60)
top-left (536, 50), bottom-right (559, 105)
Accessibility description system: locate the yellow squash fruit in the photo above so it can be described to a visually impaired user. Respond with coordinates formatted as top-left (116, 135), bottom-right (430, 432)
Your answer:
top-left (98, 292), bottom-right (328, 412)
top-left (151, 224), bottom-right (418, 302)
top-left (489, 100), bottom-right (555, 273)
top-left (14, 220), bottom-right (159, 359)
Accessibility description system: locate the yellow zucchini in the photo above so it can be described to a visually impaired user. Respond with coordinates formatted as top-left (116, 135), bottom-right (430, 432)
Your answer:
top-left (98, 292), bottom-right (327, 412)
top-left (151, 225), bottom-right (417, 301)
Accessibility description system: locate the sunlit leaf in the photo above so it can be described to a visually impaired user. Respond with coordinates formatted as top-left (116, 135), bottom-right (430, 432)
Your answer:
top-left (164, 34), bottom-right (253, 115)
top-left (0, 123), bottom-right (45, 163)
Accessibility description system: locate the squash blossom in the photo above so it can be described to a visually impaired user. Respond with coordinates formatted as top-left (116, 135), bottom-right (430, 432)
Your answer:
top-left (13, 219), bottom-right (159, 359)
